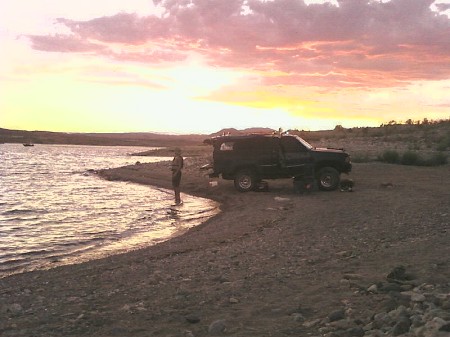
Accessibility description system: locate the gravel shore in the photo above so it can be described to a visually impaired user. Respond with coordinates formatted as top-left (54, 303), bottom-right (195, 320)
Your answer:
top-left (1, 155), bottom-right (449, 337)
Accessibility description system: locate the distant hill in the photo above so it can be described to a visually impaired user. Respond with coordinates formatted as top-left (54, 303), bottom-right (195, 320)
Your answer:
top-left (0, 127), bottom-right (277, 147)
top-left (0, 128), bottom-right (206, 147)
top-left (209, 127), bottom-right (276, 137)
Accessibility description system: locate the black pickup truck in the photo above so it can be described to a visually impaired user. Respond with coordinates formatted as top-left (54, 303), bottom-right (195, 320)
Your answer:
top-left (204, 134), bottom-right (352, 192)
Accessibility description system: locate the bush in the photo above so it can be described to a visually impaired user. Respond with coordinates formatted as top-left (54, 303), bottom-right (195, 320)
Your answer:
top-left (436, 135), bottom-right (450, 151)
top-left (381, 150), bottom-right (400, 164)
top-left (379, 149), bottom-right (447, 166)
top-left (352, 153), bottom-right (371, 163)
top-left (400, 151), bottom-right (421, 165)
top-left (425, 152), bottom-right (448, 166)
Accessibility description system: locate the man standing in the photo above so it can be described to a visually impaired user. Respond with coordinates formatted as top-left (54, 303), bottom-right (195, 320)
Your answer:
top-left (171, 147), bottom-right (183, 205)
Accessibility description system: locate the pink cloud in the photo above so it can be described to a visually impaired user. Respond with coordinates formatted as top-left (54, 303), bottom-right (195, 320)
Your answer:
top-left (434, 3), bottom-right (450, 12)
top-left (55, 13), bottom-right (169, 44)
top-left (27, 34), bottom-right (105, 53)
top-left (26, 0), bottom-right (450, 87)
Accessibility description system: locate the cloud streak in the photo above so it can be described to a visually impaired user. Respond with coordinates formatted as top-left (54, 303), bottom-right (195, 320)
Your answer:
top-left (26, 0), bottom-right (450, 88)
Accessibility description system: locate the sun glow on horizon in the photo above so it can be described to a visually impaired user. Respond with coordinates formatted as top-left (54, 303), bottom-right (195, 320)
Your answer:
top-left (2, 49), bottom-right (448, 133)
top-left (2, 61), bottom-right (447, 134)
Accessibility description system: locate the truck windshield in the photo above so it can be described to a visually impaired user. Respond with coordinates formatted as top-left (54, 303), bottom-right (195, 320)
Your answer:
top-left (292, 135), bottom-right (314, 150)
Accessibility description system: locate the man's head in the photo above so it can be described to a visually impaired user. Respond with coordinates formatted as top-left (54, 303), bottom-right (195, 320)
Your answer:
top-left (174, 147), bottom-right (181, 155)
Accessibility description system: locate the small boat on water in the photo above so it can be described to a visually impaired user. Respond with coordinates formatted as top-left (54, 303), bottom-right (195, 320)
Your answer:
top-left (23, 142), bottom-right (34, 147)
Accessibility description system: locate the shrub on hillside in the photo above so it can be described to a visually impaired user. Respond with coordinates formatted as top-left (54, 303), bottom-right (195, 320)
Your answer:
top-left (379, 150), bottom-right (447, 166)
top-left (436, 134), bottom-right (450, 151)
top-left (401, 151), bottom-right (421, 165)
top-left (425, 152), bottom-right (448, 166)
top-left (381, 150), bottom-right (400, 164)
top-left (352, 152), bottom-right (371, 163)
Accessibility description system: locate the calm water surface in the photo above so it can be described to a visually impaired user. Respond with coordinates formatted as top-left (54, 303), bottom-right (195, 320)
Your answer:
top-left (0, 143), bottom-right (219, 278)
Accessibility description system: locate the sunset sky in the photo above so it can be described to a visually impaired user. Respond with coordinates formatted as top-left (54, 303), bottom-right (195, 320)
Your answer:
top-left (1, 0), bottom-right (449, 134)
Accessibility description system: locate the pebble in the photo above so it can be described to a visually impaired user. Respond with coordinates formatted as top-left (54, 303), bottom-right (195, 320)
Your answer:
top-left (7, 303), bottom-right (23, 315)
top-left (392, 316), bottom-right (411, 335)
top-left (328, 309), bottom-right (346, 322)
top-left (347, 326), bottom-right (365, 337)
top-left (342, 273), bottom-right (363, 280)
top-left (229, 297), bottom-right (239, 304)
top-left (367, 284), bottom-right (378, 293)
top-left (313, 278), bottom-right (450, 337)
top-left (440, 322), bottom-right (450, 332)
top-left (291, 313), bottom-right (305, 322)
top-left (208, 319), bottom-right (227, 335)
top-left (303, 318), bottom-right (321, 328)
top-left (185, 314), bottom-right (200, 324)
top-left (401, 290), bottom-right (426, 302)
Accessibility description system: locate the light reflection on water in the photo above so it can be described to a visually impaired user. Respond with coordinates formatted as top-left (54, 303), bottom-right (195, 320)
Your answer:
top-left (0, 144), bottom-right (219, 278)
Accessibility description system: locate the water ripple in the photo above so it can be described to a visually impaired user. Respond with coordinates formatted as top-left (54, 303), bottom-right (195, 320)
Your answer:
top-left (0, 143), bottom-right (219, 278)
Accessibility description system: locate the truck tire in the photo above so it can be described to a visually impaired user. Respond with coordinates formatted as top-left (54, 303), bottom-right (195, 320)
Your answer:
top-left (234, 169), bottom-right (257, 192)
top-left (317, 167), bottom-right (340, 191)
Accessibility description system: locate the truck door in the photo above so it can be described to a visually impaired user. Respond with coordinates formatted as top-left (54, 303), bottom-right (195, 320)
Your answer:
top-left (280, 136), bottom-right (313, 175)
top-left (234, 137), bottom-right (280, 176)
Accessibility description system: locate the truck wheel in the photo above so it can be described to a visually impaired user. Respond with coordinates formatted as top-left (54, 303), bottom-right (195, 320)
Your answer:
top-left (234, 170), bottom-right (256, 192)
top-left (317, 167), bottom-right (340, 191)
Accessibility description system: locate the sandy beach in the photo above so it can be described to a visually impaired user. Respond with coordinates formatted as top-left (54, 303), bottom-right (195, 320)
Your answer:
top-left (1, 151), bottom-right (449, 337)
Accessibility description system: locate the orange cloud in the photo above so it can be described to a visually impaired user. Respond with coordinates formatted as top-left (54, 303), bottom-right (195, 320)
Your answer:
top-left (25, 0), bottom-right (449, 91)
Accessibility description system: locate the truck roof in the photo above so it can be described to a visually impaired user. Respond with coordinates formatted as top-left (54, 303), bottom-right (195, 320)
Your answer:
top-left (203, 133), bottom-right (281, 145)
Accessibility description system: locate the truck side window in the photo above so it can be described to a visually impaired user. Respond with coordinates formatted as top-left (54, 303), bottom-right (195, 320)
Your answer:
top-left (281, 136), bottom-right (307, 152)
top-left (220, 142), bottom-right (234, 151)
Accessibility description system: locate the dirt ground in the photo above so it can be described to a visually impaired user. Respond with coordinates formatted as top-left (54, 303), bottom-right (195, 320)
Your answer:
top-left (1, 155), bottom-right (449, 336)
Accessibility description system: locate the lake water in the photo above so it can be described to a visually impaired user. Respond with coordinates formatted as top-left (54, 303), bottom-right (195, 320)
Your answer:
top-left (0, 143), bottom-right (219, 278)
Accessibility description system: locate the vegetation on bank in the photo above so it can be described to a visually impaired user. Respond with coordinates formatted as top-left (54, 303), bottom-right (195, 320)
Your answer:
top-left (291, 118), bottom-right (450, 150)
top-left (291, 118), bottom-right (450, 167)
top-left (377, 150), bottom-right (448, 166)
